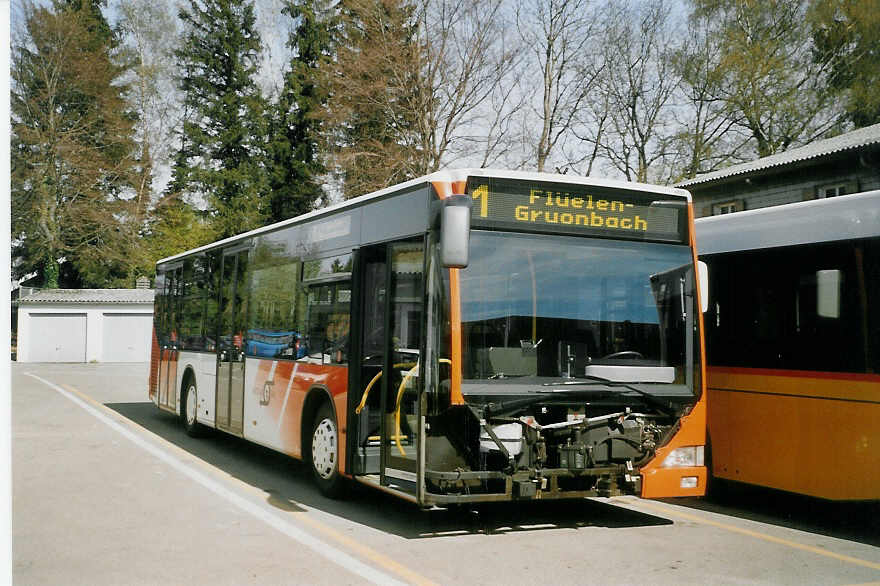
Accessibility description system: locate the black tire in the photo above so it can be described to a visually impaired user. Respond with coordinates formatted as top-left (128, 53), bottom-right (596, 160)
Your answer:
top-left (182, 378), bottom-right (205, 438)
top-left (309, 403), bottom-right (346, 498)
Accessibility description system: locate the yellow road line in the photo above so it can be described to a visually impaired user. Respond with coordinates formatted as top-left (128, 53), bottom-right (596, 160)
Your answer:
top-left (621, 499), bottom-right (880, 572)
top-left (227, 479), bottom-right (438, 586)
top-left (48, 379), bottom-right (435, 586)
top-left (223, 463), bottom-right (438, 586)
top-left (293, 513), bottom-right (438, 586)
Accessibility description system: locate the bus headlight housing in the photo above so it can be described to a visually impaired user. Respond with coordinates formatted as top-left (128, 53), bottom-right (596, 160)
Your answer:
top-left (662, 446), bottom-right (704, 468)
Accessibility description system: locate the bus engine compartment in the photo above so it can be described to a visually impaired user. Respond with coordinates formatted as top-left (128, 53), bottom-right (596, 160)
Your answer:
top-left (424, 400), bottom-right (679, 503)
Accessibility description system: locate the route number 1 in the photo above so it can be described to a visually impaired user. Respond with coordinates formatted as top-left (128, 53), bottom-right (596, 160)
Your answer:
top-left (472, 184), bottom-right (488, 218)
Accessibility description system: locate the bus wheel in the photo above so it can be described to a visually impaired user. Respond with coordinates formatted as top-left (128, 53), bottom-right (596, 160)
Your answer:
top-left (182, 379), bottom-right (203, 438)
top-left (310, 403), bottom-right (345, 498)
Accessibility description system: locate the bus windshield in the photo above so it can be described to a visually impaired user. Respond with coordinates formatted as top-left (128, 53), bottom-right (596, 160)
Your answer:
top-left (459, 230), bottom-right (697, 393)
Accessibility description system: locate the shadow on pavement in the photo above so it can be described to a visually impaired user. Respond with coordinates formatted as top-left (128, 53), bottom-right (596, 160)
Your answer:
top-left (106, 401), bottom-right (672, 538)
top-left (661, 480), bottom-right (880, 547)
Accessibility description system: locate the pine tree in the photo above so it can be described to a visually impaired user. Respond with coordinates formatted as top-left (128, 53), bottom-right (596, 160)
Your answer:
top-left (171, 0), bottom-right (269, 239)
top-left (59, 0), bottom-right (114, 44)
top-left (265, 0), bottom-right (332, 223)
top-left (11, 1), bottom-right (140, 288)
top-left (321, 0), bottom-right (424, 199)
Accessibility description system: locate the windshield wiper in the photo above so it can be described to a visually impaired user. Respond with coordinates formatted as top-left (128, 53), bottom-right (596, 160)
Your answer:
top-left (542, 375), bottom-right (678, 416)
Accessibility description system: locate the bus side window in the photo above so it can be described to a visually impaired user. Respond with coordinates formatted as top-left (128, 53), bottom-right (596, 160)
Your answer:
top-left (180, 257), bottom-right (209, 351)
top-left (717, 240), bottom-right (874, 374)
top-left (247, 241), bottom-right (302, 360)
top-left (304, 282), bottom-right (351, 364)
top-left (300, 253), bottom-right (353, 365)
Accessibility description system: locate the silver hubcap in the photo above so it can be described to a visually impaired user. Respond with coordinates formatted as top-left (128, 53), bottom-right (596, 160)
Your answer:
top-left (312, 417), bottom-right (337, 479)
top-left (186, 385), bottom-right (197, 426)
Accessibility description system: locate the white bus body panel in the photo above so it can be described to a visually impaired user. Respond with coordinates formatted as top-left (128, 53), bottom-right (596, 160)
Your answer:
top-left (195, 353), bottom-right (217, 427)
top-left (242, 358), bottom-right (299, 454)
top-left (176, 350), bottom-right (217, 428)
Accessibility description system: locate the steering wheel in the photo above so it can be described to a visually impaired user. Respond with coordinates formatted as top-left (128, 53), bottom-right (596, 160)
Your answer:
top-left (600, 350), bottom-right (644, 360)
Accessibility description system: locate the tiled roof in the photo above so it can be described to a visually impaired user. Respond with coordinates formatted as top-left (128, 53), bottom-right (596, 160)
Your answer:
top-left (677, 123), bottom-right (880, 188)
top-left (18, 288), bottom-right (155, 304)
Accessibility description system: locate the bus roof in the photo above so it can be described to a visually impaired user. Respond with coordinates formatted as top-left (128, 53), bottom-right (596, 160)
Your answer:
top-left (695, 189), bottom-right (880, 255)
top-left (158, 169), bottom-right (691, 265)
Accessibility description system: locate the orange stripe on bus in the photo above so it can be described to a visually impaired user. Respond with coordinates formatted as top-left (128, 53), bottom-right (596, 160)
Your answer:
top-left (431, 179), bottom-right (466, 405)
top-left (710, 365), bottom-right (880, 384)
top-left (448, 268), bottom-right (464, 405)
top-left (431, 180), bottom-right (451, 200)
top-left (708, 367), bottom-right (880, 403)
top-left (707, 386), bottom-right (880, 499)
top-left (640, 201), bottom-right (708, 498)
top-left (707, 365), bottom-right (880, 499)
top-left (688, 202), bottom-right (708, 402)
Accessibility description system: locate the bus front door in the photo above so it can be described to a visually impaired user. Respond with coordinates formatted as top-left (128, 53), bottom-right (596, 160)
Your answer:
top-left (382, 242), bottom-right (424, 492)
top-left (352, 242), bottom-right (423, 494)
top-left (216, 248), bottom-right (249, 436)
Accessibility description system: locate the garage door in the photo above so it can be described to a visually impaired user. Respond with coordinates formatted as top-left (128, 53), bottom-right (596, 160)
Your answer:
top-left (28, 313), bottom-right (87, 362)
top-left (102, 313), bottom-right (153, 362)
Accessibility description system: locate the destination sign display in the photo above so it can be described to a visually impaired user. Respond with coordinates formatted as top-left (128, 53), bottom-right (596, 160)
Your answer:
top-left (466, 177), bottom-right (687, 243)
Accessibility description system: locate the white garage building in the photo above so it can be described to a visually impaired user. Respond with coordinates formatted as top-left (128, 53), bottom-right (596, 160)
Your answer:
top-left (16, 289), bottom-right (155, 363)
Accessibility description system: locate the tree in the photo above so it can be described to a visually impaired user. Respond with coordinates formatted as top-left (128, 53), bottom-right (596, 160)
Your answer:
top-left (11, 1), bottom-right (141, 287)
top-left (669, 6), bottom-right (751, 180)
top-left (265, 0), bottom-right (332, 223)
top-left (693, 0), bottom-right (842, 158)
top-left (320, 0), bottom-right (423, 198)
top-left (170, 0), bottom-right (269, 238)
top-left (516, 0), bottom-right (604, 172)
top-left (810, 0), bottom-right (880, 128)
top-left (143, 195), bottom-right (215, 262)
top-left (596, 1), bottom-right (680, 182)
top-left (59, 0), bottom-right (114, 42)
top-left (321, 0), bottom-right (518, 198)
top-left (117, 0), bottom-right (182, 219)
top-left (413, 0), bottom-right (519, 171)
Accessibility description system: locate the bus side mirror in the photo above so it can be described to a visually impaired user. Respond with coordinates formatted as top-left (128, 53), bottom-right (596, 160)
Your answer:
top-left (441, 194), bottom-right (472, 268)
top-left (698, 261), bottom-right (709, 313)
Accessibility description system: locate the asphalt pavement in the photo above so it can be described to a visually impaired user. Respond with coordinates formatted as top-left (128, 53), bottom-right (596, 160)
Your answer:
top-left (12, 363), bottom-right (880, 585)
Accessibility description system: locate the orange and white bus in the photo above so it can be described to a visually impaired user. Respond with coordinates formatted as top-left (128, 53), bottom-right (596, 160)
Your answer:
top-left (150, 169), bottom-right (707, 505)
top-left (697, 190), bottom-right (880, 501)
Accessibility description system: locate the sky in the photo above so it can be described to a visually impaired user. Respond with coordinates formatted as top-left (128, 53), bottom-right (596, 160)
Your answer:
top-left (10, 0), bottom-right (702, 201)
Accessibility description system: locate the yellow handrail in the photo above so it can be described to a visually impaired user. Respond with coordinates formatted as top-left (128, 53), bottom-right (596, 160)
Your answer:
top-left (394, 364), bottom-right (420, 456)
top-left (355, 362), bottom-right (416, 415)
top-left (394, 359), bottom-right (452, 457)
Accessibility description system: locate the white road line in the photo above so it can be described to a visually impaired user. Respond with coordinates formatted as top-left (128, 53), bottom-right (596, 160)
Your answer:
top-left (24, 372), bottom-right (407, 586)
